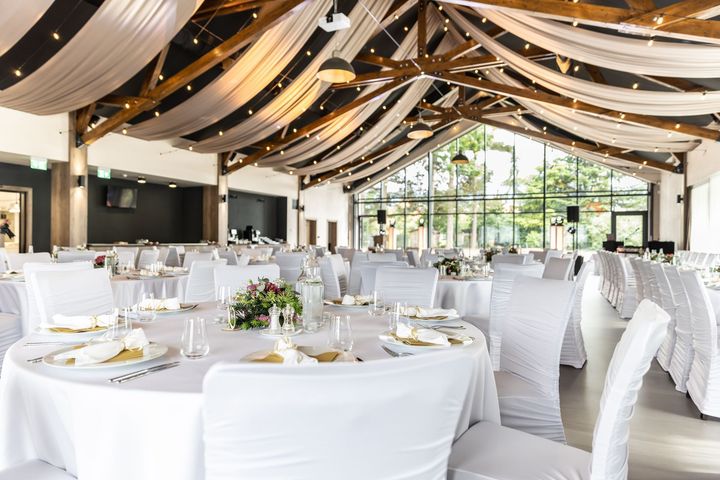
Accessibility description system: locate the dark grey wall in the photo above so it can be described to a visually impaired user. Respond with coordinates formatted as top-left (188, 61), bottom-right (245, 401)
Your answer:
top-left (87, 177), bottom-right (203, 243)
top-left (0, 162), bottom-right (51, 252)
top-left (228, 190), bottom-right (287, 240)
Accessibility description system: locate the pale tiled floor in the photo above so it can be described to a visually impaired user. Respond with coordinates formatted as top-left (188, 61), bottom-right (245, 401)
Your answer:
top-left (560, 276), bottom-right (720, 479)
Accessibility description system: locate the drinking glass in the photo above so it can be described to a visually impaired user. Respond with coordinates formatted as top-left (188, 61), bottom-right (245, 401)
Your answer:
top-left (214, 286), bottom-right (231, 324)
top-left (368, 291), bottom-right (385, 317)
top-left (137, 307), bottom-right (156, 323)
top-left (109, 308), bottom-right (133, 339)
top-left (388, 301), bottom-right (406, 331)
top-left (181, 317), bottom-right (210, 359)
top-left (328, 315), bottom-right (353, 352)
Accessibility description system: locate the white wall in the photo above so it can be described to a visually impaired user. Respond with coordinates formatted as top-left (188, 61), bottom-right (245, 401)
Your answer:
top-left (687, 140), bottom-right (720, 187)
top-left (0, 107), bottom-right (69, 161)
top-left (657, 171), bottom-right (684, 247)
top-left (300, 183), bottom-right (351, 249)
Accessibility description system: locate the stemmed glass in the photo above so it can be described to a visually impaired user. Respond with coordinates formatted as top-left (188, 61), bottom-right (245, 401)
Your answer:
top-left (328, 315), bottom-right (353, 352)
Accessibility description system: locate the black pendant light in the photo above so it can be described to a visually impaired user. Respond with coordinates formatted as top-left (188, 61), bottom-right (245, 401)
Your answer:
top-left (451, 138), bottom-right (469, 165)
top-left (317, 51), bottom-right (356, 83)
top-left (407, 107), bottom-right (433, 139)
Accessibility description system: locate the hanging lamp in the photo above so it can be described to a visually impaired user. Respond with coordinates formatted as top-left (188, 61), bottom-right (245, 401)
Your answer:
top-left (316, 1), bottom-right (355, 83)
top-left (451, 137), bottom-right (469, 164)
top-left (407, 108), bottom-right (433, 139)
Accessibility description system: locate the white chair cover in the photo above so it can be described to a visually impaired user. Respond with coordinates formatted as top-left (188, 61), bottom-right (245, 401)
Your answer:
top-left (420, 251), bottom-right (439, 266)
top-left (667, 267), bottom-right (694, 392)
top-left (406, 249), bottom-right (420, 267)
top-left (164, 247), bottom-right (182, 267)
top-left (182, 252), bottom-right (213, 269)
top-left (157, 247), bottom-right (170, 265)
top-left (319, 256), bottom-right (341, 300)
top-left (0, 313), bottom-right (22, 372)
top-left (491, 254), bottom-right (525, 267)
top-left (368, 252), bottom-right (397, 262)
top-left (114, 247), bottom-right (138, 265)
top-left (236, 254), bottom-right (251, 266)
top-left (203, 352), bottom-right (477, 480)
top-left (216, 250), bottom-right (238, 266)
top-left (33, 269), bottom-right (114, 324)
top-left (543, 250), bottom-right (563, 264)
top-left (682, 270), bottom-right (720, 417)
top-left (137, 249), bottom-right (160, 269)
top-left (375, 267), bottom-right (439, 308)
top-left (561, 261), bottom-right (592, 368)
top-left (542, 257), bottom-right (573, 280)
top-left (213, 264), bottom-right (281, 295)
top-left (274, 252), bottom-right (307, 284)
top-left (57, 251), bottom-right (96, 263)
top-left (328, 254), bottom-right (348, 296)
top-left (652, 264), bottom-right (678, 372)
top-left (496, 276), bottom-right (575, 442)
top-left (347, 253), bottom-right (369, 295)
top-left (6, 252), bottom-right (51, 271)
top-left (0, 460), bottom-right (75, 479)
top-left (23, 262), bottom-right (92, 334)
top-left (357, 261), bottom-right (408, 295)
top-left (336, 247), bottom-right (355, 262)
top-left (185, 259), bottom-right (227, 303)
top-left (448, 298), bottom-right (669, 480)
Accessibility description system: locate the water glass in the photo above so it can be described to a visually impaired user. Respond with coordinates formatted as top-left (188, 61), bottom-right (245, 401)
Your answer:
top-left (369, 291), bottom-right (385, 317)
top-left (109, 308), bottom-right (132, 339)
top-left (214, 286), bottom-right (232, 324)
top-left (137, 307), bottom-right (156, 323)
top-left (181, 317), bottom-right (210, 359)
top-left (388, 301), bottom-right (406, 331)
top-left (328, 315), bottom-right (353, 352)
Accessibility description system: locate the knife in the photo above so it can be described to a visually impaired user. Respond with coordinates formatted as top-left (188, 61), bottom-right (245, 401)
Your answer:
top-left (109, 361), bottom-right (180, 383)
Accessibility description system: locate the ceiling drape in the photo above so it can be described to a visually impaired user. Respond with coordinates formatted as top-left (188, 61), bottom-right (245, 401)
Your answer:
top-left (0, 0), bottom-right (54, 57)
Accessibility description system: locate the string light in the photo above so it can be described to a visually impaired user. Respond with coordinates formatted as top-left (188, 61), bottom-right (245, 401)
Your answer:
top-left (306, 50), bottom-right (311, 56)
top-left (52, 32), bottom-right (60, 40)
top-left (154, 111), bottom-right (160, 117)
top-left (524, 43), bottom-right (530, 50)
top-left (248, 109), bottom-right (253, 115)
top-left (218, 131), bottom-right (223, 136)
top-left (122, 128), bottom-right (127, 135)
top-left (124, 102), bottom-right (130, 109)
top-left (13, 69), bottom-right (21, 77)
top-left (158, 74), bottom-right (164, 81)
top-left (572, 20), bottom-right (578, 27)
top-left (370, 48), bottom-right (375, 54)
top-left (573, 65), bottom-right (580, 72)
top-left (632, 82), bottom-right (639, 89)
top-left (481, 17), bottom-right (487, 23)
top-left (647, 36), bottom-right (654, 47)
top-left (186, 84), bottom-right (192, 91)
top-left (252, 12), bottom-right (258, 19)
top-left (193, 38), bottom-right (199, 45)
top-left (675, 123), bottom-right (680, 129)
top-left (189, 146), bottom-right (193, 151)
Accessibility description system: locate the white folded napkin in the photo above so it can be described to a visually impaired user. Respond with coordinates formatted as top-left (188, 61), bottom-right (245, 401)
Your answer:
top-left (341, 294), bottom-right (356, 305)
top-left (41, 313), bottom-right (116, 331)
top-left (54, 328), bottom-right (149, 366)
top-left (138, 297), bottom-right (181, 311)
top-left (272, 337), bottom-right (317, 365)
top-left (395, 323), bottom-right (450, 346)
top-left (401, 306), bottom-right (457, 318)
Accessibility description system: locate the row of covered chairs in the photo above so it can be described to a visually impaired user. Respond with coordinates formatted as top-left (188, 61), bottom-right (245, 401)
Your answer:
top-left (596, 250), bottom-right (638, 318)
top-left (675, 250), bottom-right (720, 269)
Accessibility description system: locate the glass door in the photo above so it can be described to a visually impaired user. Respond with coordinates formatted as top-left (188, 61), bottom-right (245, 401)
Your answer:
top-left (612, 211), bottom-right (647, 248)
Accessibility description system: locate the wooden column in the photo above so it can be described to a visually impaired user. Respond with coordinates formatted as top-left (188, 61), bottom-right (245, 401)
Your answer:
top-left (51, 114), bottom-right (88, 247)
top-left (217, 155), bottom-right (228, 245)
top-left (202, 184), bottom-right (219, 242)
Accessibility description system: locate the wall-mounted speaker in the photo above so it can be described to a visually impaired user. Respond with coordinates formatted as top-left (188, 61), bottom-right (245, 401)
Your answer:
top-left (566, 205), bottom-right (579, 223)
top-left (377, 209), bottom-right (387, 224)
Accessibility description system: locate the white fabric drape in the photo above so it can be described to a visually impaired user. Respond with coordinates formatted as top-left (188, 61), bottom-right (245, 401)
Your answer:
top-left (191, 0), bottom-right (393, 153)
top-left (0, 0), bottom-right (54, 57)
top-left (479, 8), bottom-right (720, 79)
top-left (128, 0), bottom-right (329, 140)
top-left (445, 6), bottom-right (720, 117)
top-left (0, 0), bottom-right (201, 115)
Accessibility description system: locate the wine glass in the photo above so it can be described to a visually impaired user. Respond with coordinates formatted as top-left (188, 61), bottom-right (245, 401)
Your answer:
top-left (328, 315), bottom-right (353, 352)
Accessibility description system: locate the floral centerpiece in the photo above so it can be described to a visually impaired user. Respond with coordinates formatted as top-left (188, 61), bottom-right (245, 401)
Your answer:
top-left (434, 257), bottom-right (462, 276)
top-left (229, 278), bottom-right (302, 330)
top-left (94, 255), bottom-right (106, 269)
top-left (650, 252), bottom-right (674, 264)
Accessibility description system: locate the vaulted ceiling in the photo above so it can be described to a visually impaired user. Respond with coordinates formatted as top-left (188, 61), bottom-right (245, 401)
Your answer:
top-left (2, 0), bottom-right (719, 191)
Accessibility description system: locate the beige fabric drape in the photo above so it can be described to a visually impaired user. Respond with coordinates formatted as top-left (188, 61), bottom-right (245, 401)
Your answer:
top-left (0, 0), bottom-right (201, 115)
top-left (0, 0), bottom-right (53, 57)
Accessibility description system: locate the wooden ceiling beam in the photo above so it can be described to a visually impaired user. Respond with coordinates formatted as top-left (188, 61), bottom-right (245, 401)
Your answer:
top-left (80, 0), bottom-right (303, 145)
top-left (139, 45), bottom-right (170, 97)
top-left (354, 54), bottom-right (406, 70)
top-left (75, 104), bottom-right (96, 135)
top-left (435, 71), bottom-right (720, 141)
top-left (623, 0), bottom-right (656, 11)
top-left (440, 39), bottom-right (481, 61)
top-left (583, 63), bottom-right (607, 84)
top-left (623, 0), bottom-right (720, 28)
top-left (226, 78), bottom-right (412, 174)
top-left (418, 0), bottom-right (428, 57)
top-left (96, 95), bottom-right (149, 108)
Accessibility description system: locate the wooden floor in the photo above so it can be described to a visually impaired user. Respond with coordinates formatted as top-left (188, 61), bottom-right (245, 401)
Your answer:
top-left (560, 276), bottom-right (720, 479)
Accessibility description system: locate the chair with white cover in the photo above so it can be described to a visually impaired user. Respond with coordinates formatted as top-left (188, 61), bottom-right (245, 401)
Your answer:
top-left (375, 267), bottom-right (439, 308)
top-left (495, 276), bottom-right (575, 442)
top-left (33, 269), bottom-right (114, 325)
top-left (0, 247), bottom-right (7, 272)
top-left (384, 249), bottom-right (405, 261)
top-left (336, 247), bottom-right (355, 263)
top-left (319, 255), bottom-right (347, 300)
top-left (56, 250), bottom-right (97, 263)
top-left (614, 255), bottom-right (638, 319)
top-left (0, 460), bottom-right (75, 479)
top-left (274, 252), bottom-right (307, 284)
top-left (561, 261), bottom-right (593, 368)
top-left (491, 254), bottom-right (524, 267)
top-left (368, 252), bottom-right (397, 262)
top-left (164, 247), bottom-right (182, 267)
top-left (358, 261), bottom-right (408, 295)
top-left (217, 249), bottom-right (238, 266)
top-left (667, 267), bottom-right (694, 392)
top-left (628, 257), bottom-right (646, 306)
top-left (542, 257), bottom-right (574, 280)
top-left (682, 270), bottom-right (720, 418)
top-left (347, 254), bottom-right (369, 295)
top-left (236, 254), bottom-right (251, 266)
top-left (543, 249), bottom-right (563, 264)
top-left (214, 264), bottom-right (281, 296)
top-left (6, 252), bottom-right (51, 271)
top-left (157, 247), bottom-right (170, 265)
top-left (448, 299), bottom-right (670, 480)
top-left (204, 352), bottom-right (477, 480)
top-left (114, 247), bottom-right (138, 266)
top-left (183, 251), bottom-right (213, 269)
top-left (184, 259), bottom-right (228, 303)
top-left (406, 249), bottom-right (421, 267)
top-left (23, 262), bottom-right (93, 334)
top-left (652, 264), bottom-right (678, 372)
top-left (137, 249), bottom-right (160, 269)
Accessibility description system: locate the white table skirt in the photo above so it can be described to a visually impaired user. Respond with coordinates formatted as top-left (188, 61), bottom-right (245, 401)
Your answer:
top-left (435, 277), bottom-right (493, 318)
top-left (0, 304), bottom-right (499, 480)
top-left (0, 275), bottom-right (188, 334)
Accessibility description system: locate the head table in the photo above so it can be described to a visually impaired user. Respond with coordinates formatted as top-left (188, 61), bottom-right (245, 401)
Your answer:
top-left (0, 303), bottom-right (499, 480)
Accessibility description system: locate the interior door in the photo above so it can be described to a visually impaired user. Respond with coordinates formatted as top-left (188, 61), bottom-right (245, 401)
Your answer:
top-left (306, 219), bottom-right (317, 246)
top-left (327, 221), bottom-right (337, 253)
top-left (612, 211), bottom-right (647, 248)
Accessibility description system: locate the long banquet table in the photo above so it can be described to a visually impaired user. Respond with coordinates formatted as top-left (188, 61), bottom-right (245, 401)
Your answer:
top-left (0, 303), bottom-right (499, 480)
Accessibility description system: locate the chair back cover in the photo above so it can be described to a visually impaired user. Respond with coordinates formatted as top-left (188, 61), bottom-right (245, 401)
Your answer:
top-left (542, 257), bottom-right (574, 280)
top-left (203, 352), bottom-right (476, 480)
top-left (590, 300), bottom-right (669, 480)
top-left (137, 249), bottom-right (160, 269)
top-left (157, 247), bottom-right (170, 265)
top-left (680, 269), bottom-right (717, 359)
top-left (336, 247), bottom-right (355, 262)
top-left (319, 256), bottom-right (341, 300)
top-left (274, 252), bottom-right (307, 284)
top-left (543, 249), bottom-right (563, 264)
top-left (57, 250), bottom-right (97, 263)
top-left (491, 254), bottom-right (525, 267)
top-left (183, 252), bottom-right (213, 269)
top-left (6, 252), bottom-right (51, 271)
top-left (33, 269), bottom-right (114, 324)
top-left (375, 267), bottom-right (439, 308)
top-left (328, 254), bottom-right (348, 294)
top-left (113, 247), bottom-right (138, 265)
top-left (368, 252), bottom-right (397, 262)
top-left (650, 263), bottom-right (675, 312)
top-left (383, 249), bottom-right (405, 261)
top-left (358, 262), bottom-right (408, 295)
top-left (214, 264), bottom-right (281, 293)
top-left (406, 249), bottom-right (420, 267)
top-left (24, 262), bottom-right (93, 333)
top-left (164, 247), bottom-right (182, 267)
top-left (216, 250), bottom-right (238, 266)
top-left (665, 266), bottom-right (691, 336)
top-left (185, 259), bottom-right (228, 303)
top-left (171, 245), bottom-right (186, 255)
top-left (236, 254), bottom-right (251, 266)
top-left (501, 277), bottom-right (575, 396)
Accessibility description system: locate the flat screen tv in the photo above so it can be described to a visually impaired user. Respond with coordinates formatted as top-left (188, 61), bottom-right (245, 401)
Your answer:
top-left (106, 186), bottom-right (138, 209)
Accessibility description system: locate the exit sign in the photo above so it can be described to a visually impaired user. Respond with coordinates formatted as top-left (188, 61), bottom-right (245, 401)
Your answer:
top-left (97, 167), bottom-right (112, 179)
top-left (30, 157), bottom-right (47, 170)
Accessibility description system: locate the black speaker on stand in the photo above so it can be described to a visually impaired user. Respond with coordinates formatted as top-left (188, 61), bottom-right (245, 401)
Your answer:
top-left (566, 206), bottom-right (579, 250)
top-left (376, 209), bottom-right (387, 225)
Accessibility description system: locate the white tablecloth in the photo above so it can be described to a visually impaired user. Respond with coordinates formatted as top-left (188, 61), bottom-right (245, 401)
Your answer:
top-left (0, 274), bottom-right (188, 334)
top-left (435, 277), bottom-right (493, 318)
top-left (0, 304), bottom-right (499, 480)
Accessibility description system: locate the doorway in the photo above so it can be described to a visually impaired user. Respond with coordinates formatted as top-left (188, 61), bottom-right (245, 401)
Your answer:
top-left (612, 211), bottom-right (647, 248)
top-left (306, 219), bottom-right (317, 246)
top-left (0, 191), bottom-right (24, 253)
top-left (327, 221), bottom-right (337, 253)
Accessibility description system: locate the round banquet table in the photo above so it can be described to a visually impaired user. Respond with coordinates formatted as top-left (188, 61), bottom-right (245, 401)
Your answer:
top-left (0, 274), bottom-right (188, 334)
top-left (434, 276), bottom-right (493, 318)
top-left (0, 304), bottom-right (499, 480)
